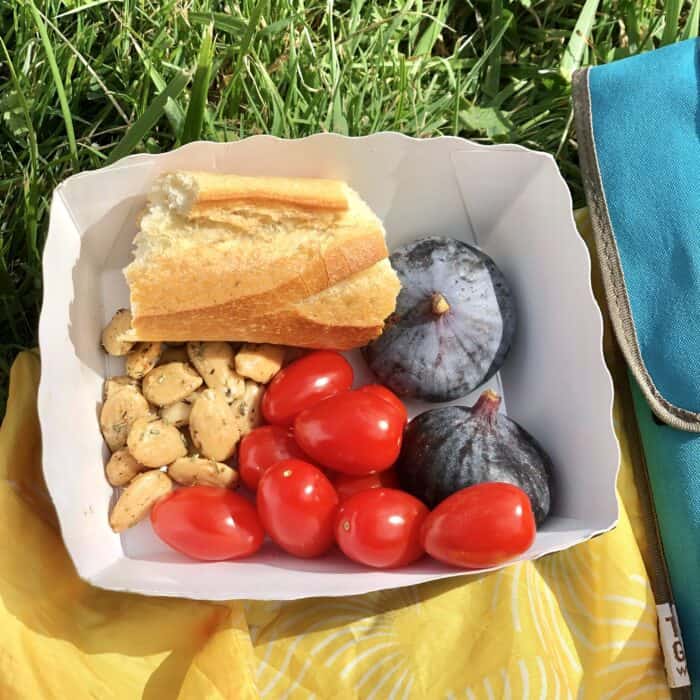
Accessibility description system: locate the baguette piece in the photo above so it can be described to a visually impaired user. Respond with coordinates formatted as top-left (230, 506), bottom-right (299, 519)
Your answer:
top-left (124, 172), bottom-right (400, 349)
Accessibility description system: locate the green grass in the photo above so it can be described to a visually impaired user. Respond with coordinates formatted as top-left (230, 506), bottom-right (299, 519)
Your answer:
top-left (0, 0), bottom-right (698, 417)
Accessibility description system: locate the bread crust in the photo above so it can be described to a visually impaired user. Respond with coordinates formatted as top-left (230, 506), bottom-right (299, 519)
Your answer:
top-left (130, 313), bottom-right (386, 350)
top-left (175, 172), bottom-right (349, 210)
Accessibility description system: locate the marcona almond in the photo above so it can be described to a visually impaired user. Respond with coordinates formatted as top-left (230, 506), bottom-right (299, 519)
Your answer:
top-left (168, 456), bottom-right (239, 488)
top-left (101, 309), bottom-right (134, 356)
top-left (127, 417), bottom-right (187, 468)
top-left (100, 385), bottom-right (153, 451)
top-left (103, 375), bottom-right (140, 401)
top-left (125, 342), bottom-right (164, 379)
top-left (159, 400), bottom-right (192, 428)
top-left (109, 471), bottom-right (173, 533)
top-left (105, 448), bottom-right (146, 486)
top-left (230, 380), bottom-right (264, 437)
top-left (234, 343), bottom-right (285, 384)
top-left (187, 341), bottom-right (245, 402)
top-left (189, 389), bottom-right (240, 461)
top-left (142, 362), bottom-right (203, 406)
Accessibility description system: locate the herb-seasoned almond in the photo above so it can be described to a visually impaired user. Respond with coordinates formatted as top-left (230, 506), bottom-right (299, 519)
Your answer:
top-left (187, 341), bottom-right (245, 402)
top-left (168, 456), bottom-right (239, 488)
top-left (101, 309), bottom-right (134, 356)
top-left (127, 417), bottom-right (187, 468)
top-left (125, 342), bottom-right (164, 379)
top-left (100, 385), bottom-right (153, 451)
top-left (109, 470), bottom-right (173, 533)
top-left (142, 362), bottom-right (203, 406)
top-left (105, 448), bottom-right (146, 486)
top-left (234, 343), bottom-right (285, 384)
top-left (159, 400), bottom-right (192, 428)
top-left (230, 380), bottom-right (264, 437)
top-left (189, 388), bottom-right (240, 461)
top-left (103, 375), bottom-right (140, 401)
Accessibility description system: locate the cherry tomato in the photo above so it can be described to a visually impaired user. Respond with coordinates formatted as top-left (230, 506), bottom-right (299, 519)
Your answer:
top-left (334, 488), bottom-right (428, 568)
top-left (262, 350), bottom-right (353, 426)
top-left (332, 469), bottom-right (400, 501)
top-left (421, 482), bottom-right (536, 569)
top-left (151, 486), bottom-right (264, 561)
top-left (294, 390), bottom-right (403, 475)
top-left (359, 385), bottom-right (408, 425)
top-left (257, 459), bottom-right (339, 558)
top-left (238, 425), bottom-right (308, 490)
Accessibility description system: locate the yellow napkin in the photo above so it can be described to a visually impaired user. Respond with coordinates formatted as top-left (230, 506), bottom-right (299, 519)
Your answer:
top-left (0, 212), bottom-right (670, 699)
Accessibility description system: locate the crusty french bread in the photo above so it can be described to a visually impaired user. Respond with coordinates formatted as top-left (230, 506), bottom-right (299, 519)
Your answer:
top-left (124, 172), bottom-right (400, 349)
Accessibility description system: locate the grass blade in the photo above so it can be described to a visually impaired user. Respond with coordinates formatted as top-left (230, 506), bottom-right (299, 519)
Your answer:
top-left (326, 1), bottom-right (347, 135)
top-left (415, 1), bottom-right (452, 55)
top-left (28, 2), bottom-right (78, 165)
top-left (560, 0), bottom-right (600, 81)
top-left (107, 70), bottom-right (190, 164)
top-left (681, 0), bottom-right (700, 40)
top-left (483, 0), bottom-right (505, 97)
top-left (260, 14), bottom-right (302, 37)
top-left (181, 24), bottom-right (214, 144)
top-left (228, 2), bottom-right (265, 117)
top-left (40, 12), bottom-right (129, 123)
top-left (189, 11), bottom-right (246, 35)
top-left (56, 0), bottom-right (115, 18)
top-left (661, 0), bottom-right (682, 45)
top-left (464, 12), bottom-right (512, 91)
top-left (128, 34), bottom-right (185, 135)
top-left (0, 38), bottom-right (38, 174)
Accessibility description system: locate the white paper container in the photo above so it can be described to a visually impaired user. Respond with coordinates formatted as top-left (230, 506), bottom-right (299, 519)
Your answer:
top-left (38, 134), bottom-right (619, 600)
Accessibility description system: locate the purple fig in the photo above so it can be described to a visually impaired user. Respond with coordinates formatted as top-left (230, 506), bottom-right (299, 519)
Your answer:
top-left (396, 390), bottom-right (552, 524)
top-left (363, 236), bottom-right (516, 402)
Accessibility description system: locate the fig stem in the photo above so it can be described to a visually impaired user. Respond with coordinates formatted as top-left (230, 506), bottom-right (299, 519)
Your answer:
top-left (431, 292), bottom-right (450, 316)
top-left (472, 390), bottom-right (501, 425)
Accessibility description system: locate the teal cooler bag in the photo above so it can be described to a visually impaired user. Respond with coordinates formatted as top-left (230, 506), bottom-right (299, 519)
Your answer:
top-left (573, 39), bottom-right (700, 693)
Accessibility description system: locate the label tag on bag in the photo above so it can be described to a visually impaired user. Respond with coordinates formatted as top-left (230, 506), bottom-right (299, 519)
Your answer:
top-left (657, 603), bottom-right (690, 687)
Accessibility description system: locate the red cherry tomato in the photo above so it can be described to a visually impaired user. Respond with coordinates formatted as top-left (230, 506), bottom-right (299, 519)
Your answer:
top-left (332, 469), bottom-right (400, 501)
top-left (359, 385), bottom-right (408, 425)
top-left (421, 482), bottom-right (536, 569)
top-left (151, 486), bottom-right (264, 561)
top-left (334, 488), bottom-right (428, 568)
top-left (294, 390), bottom-right (403, 475)
top-left (238, 425), bottom-right (308, 490)
top-left (262, 350), bottom-right (353, 426)
top-left (257, 459), bottom-right (339, 558)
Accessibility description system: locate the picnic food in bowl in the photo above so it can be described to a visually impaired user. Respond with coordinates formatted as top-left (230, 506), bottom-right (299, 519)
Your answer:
top-left (123, 172), bottom-right (401, 349)
top-left (95, 169), bottom-right (557, 574)
top-left (363, 236), bottom-right (516, 402)
top-left (38, 135), bottom-right (620, 599)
